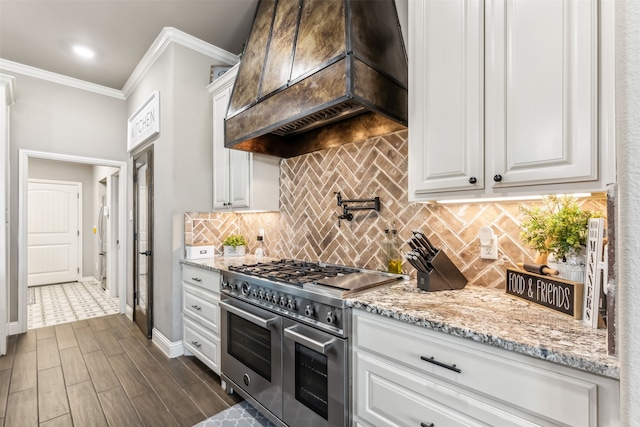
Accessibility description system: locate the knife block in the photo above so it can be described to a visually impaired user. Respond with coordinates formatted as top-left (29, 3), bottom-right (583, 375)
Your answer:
top-left (417, 250), bottom-right (468, 291)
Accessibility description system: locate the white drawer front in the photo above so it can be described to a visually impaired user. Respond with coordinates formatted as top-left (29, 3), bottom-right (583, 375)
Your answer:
top-left (355, 351), bottom-right (541, 427)
top-left (182, 264), bottom-right (220, 292)
top-left (354, 312), bottom-right (597, 427)
top-left (183, 317), bottom-right (220, 374)
top-left (183, 284), bottom-right (220, 334)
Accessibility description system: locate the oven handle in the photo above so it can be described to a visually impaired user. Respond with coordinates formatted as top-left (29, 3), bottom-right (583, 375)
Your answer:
top-left (284, 326), bottom-right (335, 354)
top-left (219, 300), bottom-right (278, 328)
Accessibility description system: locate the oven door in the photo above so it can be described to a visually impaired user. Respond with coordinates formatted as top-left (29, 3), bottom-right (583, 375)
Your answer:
top-left (282, 318), bottom-right (348, 427)
top-left (220, 297), bottom-right (283, 419)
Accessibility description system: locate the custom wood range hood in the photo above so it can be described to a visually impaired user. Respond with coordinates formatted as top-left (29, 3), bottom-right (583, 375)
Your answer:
top-left (224, 0), bottom-right (408, 158)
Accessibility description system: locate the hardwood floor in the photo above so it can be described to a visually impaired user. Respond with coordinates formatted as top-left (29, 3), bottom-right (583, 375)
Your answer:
top-left (0, 314), bottom-right (241, 427)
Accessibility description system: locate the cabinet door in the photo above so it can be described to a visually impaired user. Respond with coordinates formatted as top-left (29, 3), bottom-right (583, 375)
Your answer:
top-left (486, 0), bottom-right (598, 188)
top-left (408, 0), bottom-right (484, 199)
top-left (212, 79), bottom-right (250, 210)
top-left (228, 149), bottom-right (250, 209)
top-left (212, 85), bottom-right (232, 210)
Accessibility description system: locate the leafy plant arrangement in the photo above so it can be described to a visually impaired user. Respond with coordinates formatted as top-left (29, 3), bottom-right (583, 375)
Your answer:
top-left (222, 234), bottom-right (248, 248)
top-left (519, 195), bottom-right (601, 263)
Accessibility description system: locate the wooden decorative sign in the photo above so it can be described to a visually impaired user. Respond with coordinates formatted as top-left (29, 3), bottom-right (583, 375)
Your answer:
top-left (505, 268), bottom-right (583, 319)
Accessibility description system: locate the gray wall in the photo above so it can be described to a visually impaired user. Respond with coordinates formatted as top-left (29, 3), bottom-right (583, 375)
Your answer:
top-left (1, 69), bottom-right (127, 321)
top-left (28, 159), bottom-right (96, 277)
top-left (127, 43), bottom-right (222, 341)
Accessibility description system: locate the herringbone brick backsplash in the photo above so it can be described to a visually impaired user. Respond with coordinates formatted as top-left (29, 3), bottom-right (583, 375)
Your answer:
top-left (185, 130), bottom-right (606, 288)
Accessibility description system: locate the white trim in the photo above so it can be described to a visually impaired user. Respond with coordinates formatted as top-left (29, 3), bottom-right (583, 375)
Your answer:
top-left (152, 327), bottom-right (184, 358)
top-left (18, 150), bottom-right (128, 333)
top-left (0, 59), bottom-right (125, 100)
top-left (126, 304), bottom-right (134, 321)
top-left (122, 27), bottom-right (239, 97)
top-left (0, 74), bottom-right (17, 104)
top-left (9, 321), bottom-right (20, 336)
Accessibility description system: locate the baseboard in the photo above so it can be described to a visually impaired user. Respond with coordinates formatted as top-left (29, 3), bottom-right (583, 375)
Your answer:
top-left (152, 327), bottom-right (184, 358)
top-left (9, 321), bottom-right (22, 335)
top-left (125, 304), bottom-right (134, 320)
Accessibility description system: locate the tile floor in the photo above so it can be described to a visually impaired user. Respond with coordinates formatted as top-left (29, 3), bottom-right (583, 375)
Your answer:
top-left (27, 278), bottom-right (120, 329)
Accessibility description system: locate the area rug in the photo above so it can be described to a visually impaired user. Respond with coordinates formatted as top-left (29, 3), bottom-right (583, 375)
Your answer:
top-left (193, 401), bottom-right (275, 427)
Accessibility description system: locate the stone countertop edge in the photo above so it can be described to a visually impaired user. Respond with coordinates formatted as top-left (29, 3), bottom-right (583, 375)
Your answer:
top-left (346, 282), bottom-right (619, 380)
top-left (180, 257), bottom-right (619, 380)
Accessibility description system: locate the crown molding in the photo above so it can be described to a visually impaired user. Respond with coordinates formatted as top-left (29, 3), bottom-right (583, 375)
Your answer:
top-left (0, 59), bottom-right (125, 100)
top-left (121, 27), bottom-right (239, 98)
top-left (0, 73), bottom-right (17, 104)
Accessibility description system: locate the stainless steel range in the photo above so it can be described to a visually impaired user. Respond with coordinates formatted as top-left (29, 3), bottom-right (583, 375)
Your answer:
top-left (219, 259), bottom-right (403, 427)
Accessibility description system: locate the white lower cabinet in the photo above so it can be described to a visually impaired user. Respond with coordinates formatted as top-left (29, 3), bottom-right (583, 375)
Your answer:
top-left (182, 264), bottom-right (221, 374)
top-left (352, 310), bottom-right (620, 427)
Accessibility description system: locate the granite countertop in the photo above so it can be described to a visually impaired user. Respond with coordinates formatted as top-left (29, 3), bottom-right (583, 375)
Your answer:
top-left (347, 282), bottom-right (619, 379)
top-left (180, 256), bottom-right (619, 379)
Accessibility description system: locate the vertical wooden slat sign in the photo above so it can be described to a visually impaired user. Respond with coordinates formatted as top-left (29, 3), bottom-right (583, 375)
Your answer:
top-left (583, 218), bottom-right (605, 328)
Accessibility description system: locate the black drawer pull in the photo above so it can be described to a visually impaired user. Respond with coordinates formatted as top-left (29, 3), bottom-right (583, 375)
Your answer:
top-left (421, 423), bottom-right (435, 427)
top-left (191, 341), bottom-right (202, 348)
top-left (191, 304), bottom-right (202, 311)
top-left (420, 356), bottom-right (461, 373)
top-left (191, 277), bottom-right (202, 282)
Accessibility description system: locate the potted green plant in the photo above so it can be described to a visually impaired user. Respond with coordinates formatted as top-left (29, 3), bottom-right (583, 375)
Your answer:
top-left (222, 234), bottom-right (248, 257)
top-left (519, 195), bottom-right (601, 281)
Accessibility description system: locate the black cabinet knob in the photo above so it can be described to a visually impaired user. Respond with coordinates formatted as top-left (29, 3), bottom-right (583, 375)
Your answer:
top-left (468, 177), bottom-right (477, 184)
top-left (493, 174), bottom-right (503, 182)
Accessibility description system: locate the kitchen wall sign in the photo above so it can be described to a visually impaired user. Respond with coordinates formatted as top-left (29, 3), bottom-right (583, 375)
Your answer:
top-left (128, 91), bottom-right (160, 152)
top-left (505, 267), bottom-right (583, 319)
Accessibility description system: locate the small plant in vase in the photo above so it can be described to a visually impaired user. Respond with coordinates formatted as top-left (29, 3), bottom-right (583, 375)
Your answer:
top-left (519, 195), bottom-right (602, 282)
top-left (222, 234), bottom-right (248, 257)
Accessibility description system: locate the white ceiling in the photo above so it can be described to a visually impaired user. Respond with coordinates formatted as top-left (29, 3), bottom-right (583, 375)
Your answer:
top-left (0, 0), bottom-right (259, 90)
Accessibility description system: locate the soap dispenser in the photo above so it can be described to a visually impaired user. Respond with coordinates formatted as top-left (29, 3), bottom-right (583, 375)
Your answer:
top-left (388, 223), bottom-right (403, 274)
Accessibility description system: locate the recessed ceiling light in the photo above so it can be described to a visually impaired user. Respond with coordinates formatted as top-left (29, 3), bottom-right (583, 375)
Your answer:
top-left (72, 45), bottom-right (95, 58)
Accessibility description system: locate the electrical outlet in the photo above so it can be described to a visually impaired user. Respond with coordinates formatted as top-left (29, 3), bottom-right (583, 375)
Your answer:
top-left (481, 241), bottom-right (499, 260)
top-left (479, 226), bottom-right (499, 260)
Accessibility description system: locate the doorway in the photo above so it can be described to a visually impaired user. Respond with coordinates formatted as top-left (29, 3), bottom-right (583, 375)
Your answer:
top-left (17, 150), bottom-right (127, 334)
top-left (133, 147), bottom-right (153, 338)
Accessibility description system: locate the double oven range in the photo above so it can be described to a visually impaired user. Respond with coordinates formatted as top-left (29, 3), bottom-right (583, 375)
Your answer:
top-left (219, 259), bottom-right (402, 427)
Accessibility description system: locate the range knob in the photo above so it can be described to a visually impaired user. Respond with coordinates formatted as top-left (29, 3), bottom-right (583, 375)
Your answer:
top-left (264, 292), bottom-right (270, 301)
top-left (271, 294), bottom-right (279, 304)
top-left (305, 305), bottom-right (315, 317)
top-left (241, 282), bottom-right (251, 296)
top-left (221, 279), bottom-right (230, 289)
top-left (251, 289), bottom-right (258, 298)
top-left (286, 299), bottom-right (296, 311)
top-left (279, 297), bottom-right (286, 307)
top-left (229, 281), bottom-right (237, 291)
top-left (258, 290), bottom-right (264, 300)
top-left (326, 311), bottom-right (335, 324)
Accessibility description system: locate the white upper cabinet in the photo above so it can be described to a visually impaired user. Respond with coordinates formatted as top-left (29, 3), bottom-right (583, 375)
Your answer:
top-left (409, 0), bottom-right (612, 201)
top-left (209, 65), bottom-right (280, 212)
top-left (408, 0), bottom-right (484, 195)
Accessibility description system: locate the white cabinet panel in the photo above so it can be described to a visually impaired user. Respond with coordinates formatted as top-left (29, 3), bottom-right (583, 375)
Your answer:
top-left (181, 265), bottom-right (221, 374)
top-left (352, 310), bottom-right (619, 427)
top-left (409, 0), bottom-right (607, 201)
top-left (409, 0), bottom-right (484, 196)
top-left (209, 65), bottom-right (280, 212)
top-left (487, 0), bottom-right (598, 188)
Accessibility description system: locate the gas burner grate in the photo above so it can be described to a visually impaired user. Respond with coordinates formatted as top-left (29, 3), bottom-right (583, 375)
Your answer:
top-left (228, 259), bottom-right (359, 286)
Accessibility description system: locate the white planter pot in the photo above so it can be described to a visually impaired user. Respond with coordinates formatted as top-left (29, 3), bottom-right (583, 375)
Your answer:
top-left (548, 251), bottom-right (586, 283)
top-left (223, 245), bottom-right (246, 257)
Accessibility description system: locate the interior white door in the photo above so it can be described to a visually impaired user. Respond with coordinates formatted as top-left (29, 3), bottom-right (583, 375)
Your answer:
top-left (27, 180), bottom-right (81, 286)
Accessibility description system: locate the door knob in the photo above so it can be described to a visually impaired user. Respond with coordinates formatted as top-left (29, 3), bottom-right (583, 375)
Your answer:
top-left (139, 250), bottom-right (152, 256)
